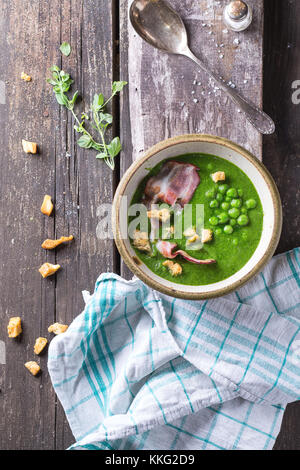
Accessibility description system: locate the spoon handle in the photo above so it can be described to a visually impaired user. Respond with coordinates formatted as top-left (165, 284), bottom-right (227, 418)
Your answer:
top-left (184, 49), bottom-right (275, 135)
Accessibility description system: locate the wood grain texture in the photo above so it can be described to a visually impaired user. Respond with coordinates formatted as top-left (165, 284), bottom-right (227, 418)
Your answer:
top-left (0, 0), bottom-right (116, 450)
top-left (0, 0), bottom-right (299, 450)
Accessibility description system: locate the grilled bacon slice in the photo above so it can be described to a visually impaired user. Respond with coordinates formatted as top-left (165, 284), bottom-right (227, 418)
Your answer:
top-left (144, 161), bottom-right (200, 208)
top-left (156, 241), bottom-right (216, 265)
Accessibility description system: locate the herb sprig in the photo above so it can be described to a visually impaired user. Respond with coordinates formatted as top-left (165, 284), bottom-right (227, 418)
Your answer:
top-left (47, 65), bottom-right (127, 170)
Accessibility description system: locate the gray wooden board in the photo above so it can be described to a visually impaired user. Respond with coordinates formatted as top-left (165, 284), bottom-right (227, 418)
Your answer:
top-left (121, 0), bottom-right (263, 170)
top-left (0, 0), bottom-right (116, 450)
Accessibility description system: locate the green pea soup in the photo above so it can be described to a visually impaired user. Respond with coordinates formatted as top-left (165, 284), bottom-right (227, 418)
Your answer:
top-left (130, 153), bottom-right (264, 286)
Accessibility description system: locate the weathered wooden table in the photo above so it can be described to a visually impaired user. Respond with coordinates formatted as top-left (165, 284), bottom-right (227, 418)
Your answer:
top-left (0, 0), bottom-right (299, 450)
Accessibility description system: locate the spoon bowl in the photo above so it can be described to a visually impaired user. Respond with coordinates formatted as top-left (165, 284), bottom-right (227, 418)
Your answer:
top-left (130, 0), bottom-right (188, 54)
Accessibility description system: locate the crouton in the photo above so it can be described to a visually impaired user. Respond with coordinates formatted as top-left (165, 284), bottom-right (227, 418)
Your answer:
top-left (163, 260), bottom-right (182, 277)
top-left (34, 337), bottom-right (48, 355)
top-left (41, 195), bottom-right (53, 216)
top-left (211, 171), bottom-right (226, 183)
top-left (21, 72), bottom-right (32, 82)
top-left (25, 361), bottom-right (41, 376)
top-left (133, 230), bottom-right (151, 253)
top-left (42, 235), bottom-right (74, 250)
top-left (22, 139), bottom-right (37, 154)
top-left (48, 323), bottom-right (68, 335)
top-left (201, 229), bottom-right (213, 244)
top-left (7, 317), bottom-right (22, 338)
top-left (147, 208), bottom-right (170, 223)
top-left (39, 263), bottom-right (61, 278)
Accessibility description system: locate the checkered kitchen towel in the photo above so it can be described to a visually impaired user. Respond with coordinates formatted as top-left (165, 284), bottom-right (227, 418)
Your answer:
top-left (48, 248), bottom-right (300, 450)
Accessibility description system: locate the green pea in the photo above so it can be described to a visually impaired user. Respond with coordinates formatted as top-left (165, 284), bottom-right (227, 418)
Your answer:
top-left (224, 225), bottom-right (233, 235)
top-left (221, 202), bottom-right (230, 210)
top-left (242, 232), bottom-right (248, 240)
top-left (226, 188), bottom-right (238, 198)
top-left (232, 238), bottom-right (238, 246)
top-left (228, 208), bottom-right (240, 219)
top-left (237, 214), bottom-right (249, 226)
top-left (210, 199), bottom-right (219, 209)
top-left (214, 209), bottom-right (221, 215)
top-left (215, 228), bottom-right (222, 235)
top-left (231, 198), bottom-right (242, 208)
top-left (225, 197), bottom-right (231, 202)
top-left (205, 188), bottom-right (216, 199)
top-left (207, 163), bottom-right (214, 171)
top-left (216, 193), bottom-right (224, 202)
top-left (246, 199), bottom-right (257, 209)
top-left (218, 212), bottom-right (229, 224)
top-left (238, 189), bottom-right (243, 197)
top-left (230, 219), bottom-right (237, 227)
top-left (218, 184), bottom-right (229, 194)
top-left (241, 208), bottom-right (248, 214)
top-left (209, 216), bottom-right (219, 226)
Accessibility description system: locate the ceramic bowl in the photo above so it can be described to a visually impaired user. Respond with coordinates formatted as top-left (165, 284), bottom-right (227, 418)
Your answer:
top-left (112, 135), bottom-right (282, 300)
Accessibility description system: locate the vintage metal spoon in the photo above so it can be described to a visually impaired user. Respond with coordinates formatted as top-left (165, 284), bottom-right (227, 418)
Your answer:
top-left (130, 0), bottom-right (275, 135)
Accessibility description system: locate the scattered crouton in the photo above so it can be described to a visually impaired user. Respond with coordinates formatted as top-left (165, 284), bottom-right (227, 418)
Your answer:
top-left (48, 323), bottom-right (68, 335)
top-left (42, 235), bottom-right (74, 250)
top-left (39, 263), bottom-right (61, 278)
top-left (7, 317), bottom-right (22, 338)
top-left (133, 230), bottom-right (151, 253)
top-left (25, 361), bottom-right (41, 376)
top-left (41, 195), bottom-right (53, 216)
top-left (34, 337), bottom-right (48, 355)
top-left (163, 260), bottom-right (182, 277)
top-left (21, 72), bottom-right (32, 82)
top-left (201, 229), bottom-right (213, 244)
top-left (147, 208), bottom-right (170, 223)
top-left (22, 139), bottom-right (37, 154)
top-left (211, 171), bottom-right (225, 183)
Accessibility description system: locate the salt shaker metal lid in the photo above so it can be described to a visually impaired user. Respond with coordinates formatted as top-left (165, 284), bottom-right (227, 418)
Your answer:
top-left (223, 1), bottom-right (253, 32)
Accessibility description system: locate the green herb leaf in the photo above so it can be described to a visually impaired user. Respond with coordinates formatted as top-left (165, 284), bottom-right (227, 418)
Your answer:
top-left (50, 65), bottom-right (60, 73)
top-left (60, 42), bottom-right (71, 57)
top-left (99, 113), bottom-right (113, 124)
top-left (96, 152), bottom-right (108, 159)
top-left (77, 135), bottom-right (93, 148)
top-left (107, 137), bottom-right (122, 158)
top-left (70, 91), bottom-right (79, 106)
top-left (93, 93), bottom-right (104, 109)
top-left (112, 81), bottom-right (127, 94)
top-left (55, 93), bottom-right (69, 107)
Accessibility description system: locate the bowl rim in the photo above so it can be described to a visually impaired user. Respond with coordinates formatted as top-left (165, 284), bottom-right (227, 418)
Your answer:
top-left (112, 134), bottom-right (282, 300)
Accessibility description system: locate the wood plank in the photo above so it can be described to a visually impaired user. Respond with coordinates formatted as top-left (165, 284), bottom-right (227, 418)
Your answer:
top-left (0, 0), bottom-right (116, 449)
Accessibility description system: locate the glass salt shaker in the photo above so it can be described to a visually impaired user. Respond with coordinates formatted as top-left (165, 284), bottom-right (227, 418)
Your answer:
top-left (223, 1), bottom-right (253, 32)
